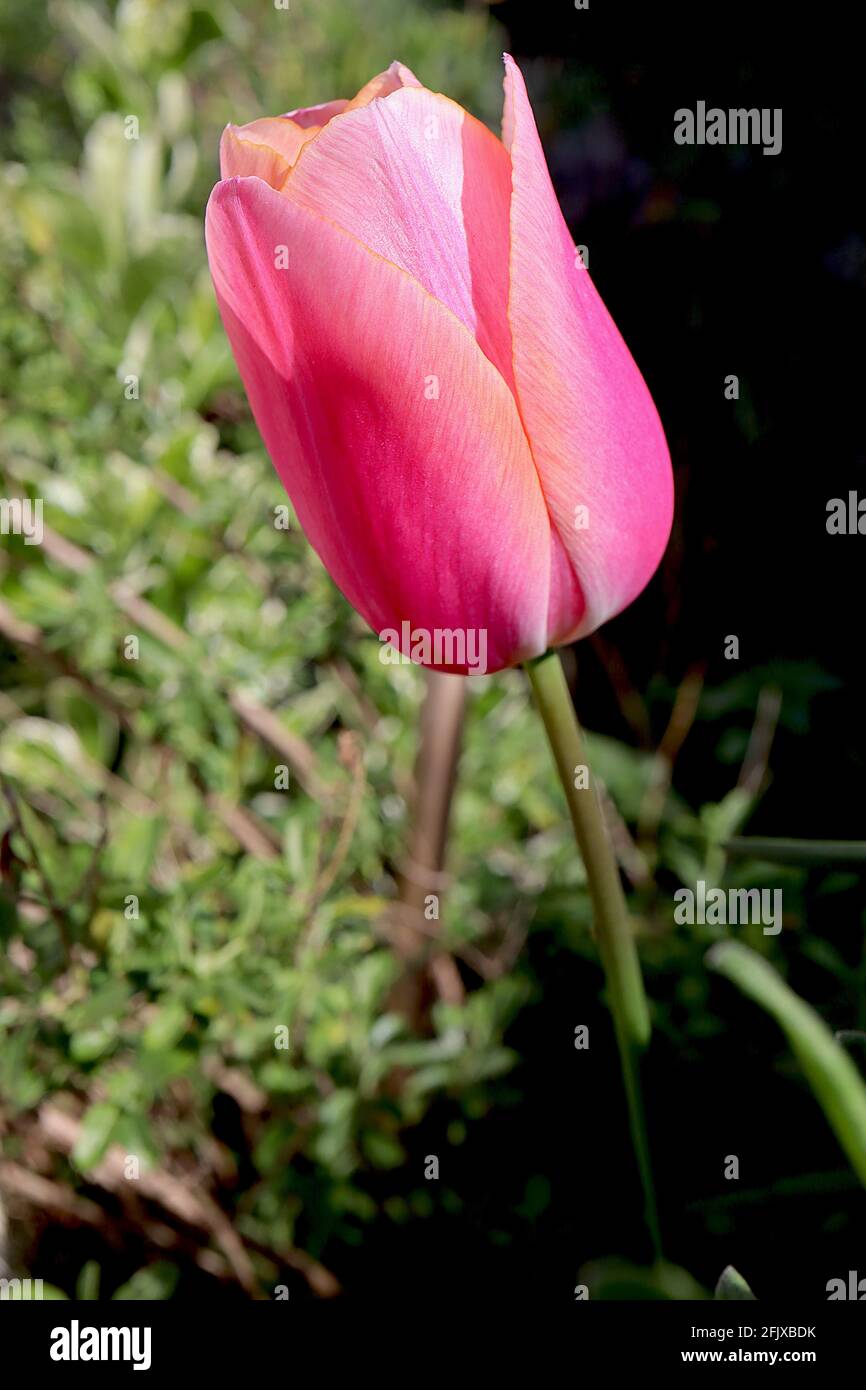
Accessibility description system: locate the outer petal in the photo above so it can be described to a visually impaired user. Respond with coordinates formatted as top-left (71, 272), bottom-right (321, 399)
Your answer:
top-left (205, 176), bottom-right (551, 674)
top-left (503, 55), bottom-right (674, 639)
top-left (283, 87), bottom-right (515, 387)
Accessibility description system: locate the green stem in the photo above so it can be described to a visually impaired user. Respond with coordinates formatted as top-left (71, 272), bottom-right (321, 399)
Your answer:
top-left (526, 649), bottom-right (661, 1259)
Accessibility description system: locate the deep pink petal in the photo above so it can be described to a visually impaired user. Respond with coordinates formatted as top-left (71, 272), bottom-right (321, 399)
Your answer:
top-left (205, 176), bottom-right (551, 673)
top-left (283, 87), bottom-right (515, 388)
top-left (503, 55), bottom-right (674, 639)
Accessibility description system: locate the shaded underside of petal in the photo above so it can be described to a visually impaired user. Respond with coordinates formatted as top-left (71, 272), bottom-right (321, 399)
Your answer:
top-left (283, 98), bottom-right (351, 128)
top-left (546, 526), bottom-right (587, 646)
top-left (283, 87), bottom-right (516, 388)
top-left (205, 176), bottom-right (551, 673)
top-left (503, 54), bottom-right (674, 639)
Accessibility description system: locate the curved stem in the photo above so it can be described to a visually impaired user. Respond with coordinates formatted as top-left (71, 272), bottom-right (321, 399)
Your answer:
top-left (526, 650), bottom-right (661, 1259)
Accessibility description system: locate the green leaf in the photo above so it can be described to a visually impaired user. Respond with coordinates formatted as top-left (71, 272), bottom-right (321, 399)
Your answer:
top-left (112, 1113), bottom-right (159, 1171)
top-left (76, 1260), bottom-right (101, 1301)
top-left (70, 1026), bottom-right (115, 1063)
top-left (707, 941), bottom-right (866, 1187)
top-left (361, 1130), bottom-right (405, 1169)
top-left (715, 1265), bottom-right (756, 1300)
top-left (142, 1000), bottom-right (189, 1052)
top-left (701, 788), bottom-right (755, 846)
top-left (725, 837), bottom-right (866, 866)
top-left (45, 678), bottom-right (118, 766)
top-left (72, 1101), bottom-right (120, 1172)
top-left (104, 814), bottom-right (165, 882)
top-left (581, 1257), bottom-right (707, 1301)
top-left (112, 1262), bottom-right (179, 1300)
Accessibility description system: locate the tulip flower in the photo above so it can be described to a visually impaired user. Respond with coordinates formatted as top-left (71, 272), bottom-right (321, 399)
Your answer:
top-left (205, 56), bottom-right (673, 676)
top-left (206, 56), bottom-right (670, 1254)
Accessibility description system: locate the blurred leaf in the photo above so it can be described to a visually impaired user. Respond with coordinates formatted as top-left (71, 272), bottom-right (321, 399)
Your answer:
top-left (714, 1265), bottom-right (756, 1300)
top-left (581, 1258), bottom-right (707, 1301)
top-left (72, 1102), bottom-right (120, 1172)
top-left (707, 942), bottom-right (866, 1188)
top-left (142, 1000), bottom-right (189, 1051)
top-left (113, 1262), bottom-right (180, 1300)
top-left (726, 837), bottom-right (866, 866)
top-left (76, 1260), bottom-right (101, 1301)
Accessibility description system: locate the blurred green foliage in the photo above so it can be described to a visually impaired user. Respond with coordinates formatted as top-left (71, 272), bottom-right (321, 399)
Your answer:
top-left (0, 0), bottom-right (863, 1301)
top-left (0, 0), bottom-right (527, 1297)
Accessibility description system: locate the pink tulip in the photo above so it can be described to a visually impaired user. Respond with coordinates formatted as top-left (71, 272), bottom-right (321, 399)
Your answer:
top-left (206, 56), bottom-right (673, 675)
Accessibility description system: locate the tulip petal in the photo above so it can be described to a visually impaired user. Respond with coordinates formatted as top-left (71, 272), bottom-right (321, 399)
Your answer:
top-left (219, 65), bottom-right (422, 188)
top-left (220, 115), bottom-right (340, 189)
top-left (342, 60), bottom-right (423, 110)
top-left (283, 98), bottom-right (351, 128)
top-left (283, 86), bottom-right (515, 388)
top-left (205, 176), bottom-right (552, 673)
top-left (503, 55), bottom-right (673, 638)
top-left (220, 98), bottom-right (359, 188)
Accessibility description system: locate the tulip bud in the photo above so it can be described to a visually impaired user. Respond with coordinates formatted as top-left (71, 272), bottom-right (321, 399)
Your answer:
top-left (206, 57), bottom-right (673, 674)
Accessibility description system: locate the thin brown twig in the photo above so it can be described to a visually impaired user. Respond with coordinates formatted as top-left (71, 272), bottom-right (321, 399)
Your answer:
top-left (37, 1102), bottom-right (262, 1297)
top-left (596, 781), bottom-right (653, 890)
top-left (383, 901), bottom-right (527, 983)
top-left (637, 662), bottom-right (706, 845)
top-left (737, 685), bottom-right (782, 796)
top-left (0, 1161), bottom-right (105, 1228)
top-left (35, 1101), bottom-right (341, 1299)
